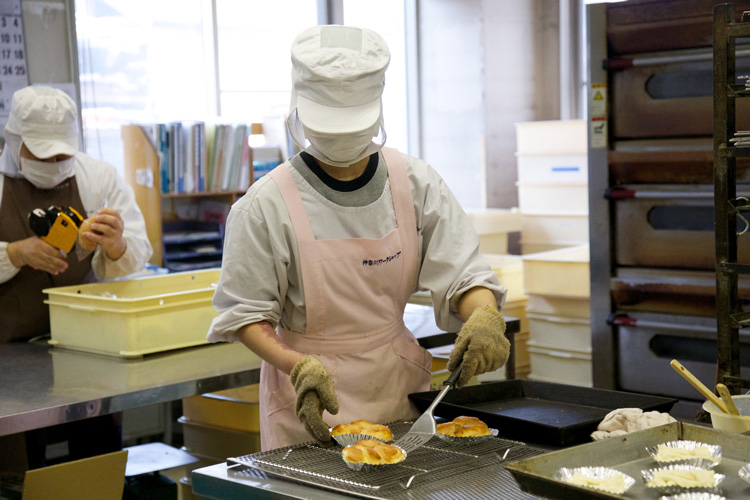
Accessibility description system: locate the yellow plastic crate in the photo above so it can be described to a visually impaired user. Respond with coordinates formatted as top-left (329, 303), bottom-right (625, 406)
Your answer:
top-left (179, 416), bottom-right (261, 459)
top-left (521, 245), bottom-right (590, 298)
top-left (483, 254), bottom-right (526, 302)
top-left (182, 384), bottom-right (260, 432)
top-left (44, 269), bottom-right (219, 358)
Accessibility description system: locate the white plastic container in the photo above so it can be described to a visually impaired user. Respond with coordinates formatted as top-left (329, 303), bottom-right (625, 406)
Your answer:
top-left (521, 241), bottom-right (572, 255)
top-left (517, 183), bottom-right (589, 215)
top-left (44, 269), bottom-right (219, 358)
top-left (465, 208), bottom-right (522, 254)
top-left (521, 214), bottom-right (589, 246)
top-left (522, 245), bottom-right (590, 298)
top-left (527, 312), bottom-right (591, 350)
top-left (703, 396), bottom-right (750, 434)
top-left (526, 340), bottom-right (593, 387)
top-left (526, 294), bottom-right (591, 319)
top-left (515, 120), bottom-right (588, 156)
top-left (516, 154), bottom-right (588, 184)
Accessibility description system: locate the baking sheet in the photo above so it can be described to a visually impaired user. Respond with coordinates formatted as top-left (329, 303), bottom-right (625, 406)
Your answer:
top-left (408, 380), bottom-right (677, 446)
top-left (505, 422), bottom-right (750, 500)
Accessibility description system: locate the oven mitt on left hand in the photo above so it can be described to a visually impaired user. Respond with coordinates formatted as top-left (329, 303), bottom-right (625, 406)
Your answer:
top-left (290, 355), bottom-right (340, 444)
top-left (447, 306), bottom-right (509, 388)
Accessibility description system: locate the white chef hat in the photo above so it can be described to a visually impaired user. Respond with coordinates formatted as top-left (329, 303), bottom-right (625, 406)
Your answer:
top-left (5, 85), bottom-right (79, 159)
top-left (289, 25), bottom-right (390, 135)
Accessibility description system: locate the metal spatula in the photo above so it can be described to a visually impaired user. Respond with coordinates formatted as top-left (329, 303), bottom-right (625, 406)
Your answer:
top-left (392, 366), bottom-right (462, 454)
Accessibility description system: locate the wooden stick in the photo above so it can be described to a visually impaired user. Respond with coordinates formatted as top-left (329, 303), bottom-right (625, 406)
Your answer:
top-left (670, 360), bottom-right (728, 414)
top-left (716, 383), bottom-right (741, 416)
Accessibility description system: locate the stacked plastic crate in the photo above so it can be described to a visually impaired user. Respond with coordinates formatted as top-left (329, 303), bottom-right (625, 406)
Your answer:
top-left (476, 253), bottom-right (530, 382)
top-left (178, 385), bottom-right (262, 498)
top-left (514, 120), bottom-right (589, 254)
top-left (521, 245), bottom-right (592, 387)
top-left (463, 210), bottom-right (529, 382)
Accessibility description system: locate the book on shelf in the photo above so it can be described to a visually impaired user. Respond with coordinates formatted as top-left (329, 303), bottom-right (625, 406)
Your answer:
top-left (132, 120), bottom-right (254, 195)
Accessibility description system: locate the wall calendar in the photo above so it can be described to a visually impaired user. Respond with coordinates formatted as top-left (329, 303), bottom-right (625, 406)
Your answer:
top-left (0, 0), bottom-right (27, 125)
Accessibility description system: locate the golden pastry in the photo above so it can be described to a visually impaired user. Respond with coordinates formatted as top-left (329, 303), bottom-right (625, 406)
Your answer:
top-left (331, 419), bottom-right (393, 441)
top-left (436, 415), bottom-right (491, 437)
top-left (342, 439), bottom-right (406, 465)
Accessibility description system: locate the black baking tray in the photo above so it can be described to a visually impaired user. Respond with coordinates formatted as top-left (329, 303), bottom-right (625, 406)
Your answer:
top-left (408, 380), bottom-right (678, 447)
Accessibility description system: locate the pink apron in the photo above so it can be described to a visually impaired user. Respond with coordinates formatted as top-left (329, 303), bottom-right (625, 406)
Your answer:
top-left (260, 147), bottom-right (431, 451)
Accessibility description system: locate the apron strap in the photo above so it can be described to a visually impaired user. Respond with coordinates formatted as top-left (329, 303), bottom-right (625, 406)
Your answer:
top-left (268, 163), bottom-right (315, 242)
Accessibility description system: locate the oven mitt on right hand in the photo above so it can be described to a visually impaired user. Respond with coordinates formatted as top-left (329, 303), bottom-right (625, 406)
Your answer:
top-left (290, 355), bottom-right (340, 443)
top-left (447, 306), bottom-right (510, 388)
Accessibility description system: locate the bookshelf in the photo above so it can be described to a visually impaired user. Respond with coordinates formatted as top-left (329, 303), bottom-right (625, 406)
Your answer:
top-left (122, 124), bottom-right (250, 269)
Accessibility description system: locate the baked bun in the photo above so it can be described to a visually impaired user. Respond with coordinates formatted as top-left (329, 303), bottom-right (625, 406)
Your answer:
top-left (437, 416), bottom-right (491, 437)
top-left (331, 419), bottom-right (393, 441)
top-left (342, 439), bottom-right (406, 465)
top-left (78, 218), bottom-right (98, 251)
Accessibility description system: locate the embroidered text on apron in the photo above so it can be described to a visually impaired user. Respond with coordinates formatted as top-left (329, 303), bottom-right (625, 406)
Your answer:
top-left (260, 148), bottom-right (431, 450)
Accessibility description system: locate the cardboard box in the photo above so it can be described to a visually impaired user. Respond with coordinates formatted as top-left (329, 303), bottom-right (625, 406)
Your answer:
top-left (1, 450), bottom-right (128, 500)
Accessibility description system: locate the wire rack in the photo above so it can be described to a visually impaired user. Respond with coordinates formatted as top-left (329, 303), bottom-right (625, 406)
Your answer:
top-left (228, 421), bottom-right (547, 499)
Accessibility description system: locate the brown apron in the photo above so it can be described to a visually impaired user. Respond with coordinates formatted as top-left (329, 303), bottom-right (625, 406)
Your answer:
top-left (0, 175), bottom-right (95, 342)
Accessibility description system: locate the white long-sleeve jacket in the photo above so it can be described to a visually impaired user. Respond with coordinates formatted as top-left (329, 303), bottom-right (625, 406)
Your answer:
top-left (0, 152), bottom-right (153, 283)
top-left (207, 151), bottom-right (506, 342)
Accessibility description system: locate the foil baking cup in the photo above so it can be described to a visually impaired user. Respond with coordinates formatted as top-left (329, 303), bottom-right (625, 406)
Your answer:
top-left (739, 463), bottom-right (750, 484)
top-left (434, 427), bottom-right (499, 445)
top-left (554, 466), bottom-right (636, 495)
top-left (341, 445), bottom-right (407, 472)
top-left (646, 440), bottom-right (722, 467)
top-left (658, 493), bottom-right (730, 500)
top-left (641, 464), bottom-right (725, 496)
top-left (331, 432), bottom-right (390, 448)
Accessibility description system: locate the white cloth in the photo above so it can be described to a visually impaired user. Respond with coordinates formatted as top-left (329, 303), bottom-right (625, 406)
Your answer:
top-left (208, 150), bottom-right (507, 341)
top-left (0, 151), bottom-right (153, 283)
top-left (590, 408), bottom-right (677, 441)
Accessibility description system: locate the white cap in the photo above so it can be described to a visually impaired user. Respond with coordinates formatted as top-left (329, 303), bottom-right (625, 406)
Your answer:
top-left (5, 85), bottom-right (79, 159)
top-left (290, 25), bottom-right (390, 134)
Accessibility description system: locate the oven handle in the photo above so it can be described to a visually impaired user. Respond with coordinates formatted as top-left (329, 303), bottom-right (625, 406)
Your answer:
top-left (607, 313), bottom-right (716, 333)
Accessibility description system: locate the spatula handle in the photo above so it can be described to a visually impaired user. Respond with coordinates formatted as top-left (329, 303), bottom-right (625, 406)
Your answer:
top-left (670, 359), bottom-right (728, 413)
top-left (444, 366), bottom-right (462, 388)
top-left (717, 383), bottom-right (741, 416)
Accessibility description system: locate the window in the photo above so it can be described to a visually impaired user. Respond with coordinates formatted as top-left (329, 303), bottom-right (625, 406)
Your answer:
top-left (214, 0), bottom-right (318, 122)
top-left (75, 0), bottom-right (409, 176)
top-left (75, 0), bottom-right (211, 173)
top-left (343, 0), bottom-right (408, 153)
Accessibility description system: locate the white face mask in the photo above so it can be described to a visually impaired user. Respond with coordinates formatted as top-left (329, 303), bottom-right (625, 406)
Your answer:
top-left (20, 157), bottom-right (75, 189)
top-left (304, 122), bottom-right (383, 168)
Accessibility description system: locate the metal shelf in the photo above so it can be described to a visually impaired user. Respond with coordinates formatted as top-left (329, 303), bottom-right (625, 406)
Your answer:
top-left (714, 3), bottom-right (750, 392)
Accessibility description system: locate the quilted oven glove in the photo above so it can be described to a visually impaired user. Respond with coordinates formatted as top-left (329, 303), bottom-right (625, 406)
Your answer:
top-left (290, 355), bottom-right (340, 443)
top-left (447, 306), bottom-right (510, 388)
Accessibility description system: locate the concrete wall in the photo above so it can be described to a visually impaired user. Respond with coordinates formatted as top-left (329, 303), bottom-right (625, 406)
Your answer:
top-left (418, 0), bottom-right (560, 252)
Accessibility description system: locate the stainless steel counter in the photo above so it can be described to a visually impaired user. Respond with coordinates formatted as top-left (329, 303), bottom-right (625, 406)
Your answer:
top-left (0, 341), bottom-right (261, 437)
top-left (0, 303), bottom-right (517, 441)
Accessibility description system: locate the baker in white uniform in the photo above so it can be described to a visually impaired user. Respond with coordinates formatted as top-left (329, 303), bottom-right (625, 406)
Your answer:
top-left (0, 85), bottom-right (153, 343)
top-left (207, 25), bottom-right (510, 451)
